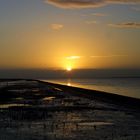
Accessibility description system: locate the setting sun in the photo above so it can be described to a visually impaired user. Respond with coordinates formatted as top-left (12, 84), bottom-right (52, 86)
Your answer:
top-left (66, 67), bottom-right (72, 71)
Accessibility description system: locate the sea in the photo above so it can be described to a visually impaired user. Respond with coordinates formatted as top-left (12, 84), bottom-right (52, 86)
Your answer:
top-left (42, 78), bottom-right (140, 99)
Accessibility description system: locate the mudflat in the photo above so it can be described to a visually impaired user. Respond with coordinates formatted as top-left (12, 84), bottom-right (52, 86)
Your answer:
top-left (0, 79), bottom-right (140, 140)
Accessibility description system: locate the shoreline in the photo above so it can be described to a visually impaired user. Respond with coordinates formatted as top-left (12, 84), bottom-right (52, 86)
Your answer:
top-left (0, 78), bottom-right (140, 110)
top-left (37, 80), bottom-right (140, 111)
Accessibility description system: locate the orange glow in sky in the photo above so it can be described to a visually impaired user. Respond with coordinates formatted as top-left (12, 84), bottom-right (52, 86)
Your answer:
top-left (0, 1), bottom-right (140, 70)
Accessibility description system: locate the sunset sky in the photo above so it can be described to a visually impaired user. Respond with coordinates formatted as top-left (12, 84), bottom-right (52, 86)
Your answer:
top-left (0, 0), bottom-right (140, 70)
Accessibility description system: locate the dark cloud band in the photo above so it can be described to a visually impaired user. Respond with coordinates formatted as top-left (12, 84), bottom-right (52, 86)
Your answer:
top-left (44, 0), bottom-right (140, 9)
top-left (109, 22), bottom-right (140, 28)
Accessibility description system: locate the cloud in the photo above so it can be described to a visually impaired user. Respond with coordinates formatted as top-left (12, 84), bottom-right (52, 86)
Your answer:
top-left (91, 55), bottom-right (127, 58)
top-left (86, 20), bottom-right (97, 24)
top-left (66, 56), bottom-right (82, 59)
top-left (109, 22), bottom-right (140, 28)
top-left (51, 24), bottom-right (64, 30)
top-left (46, 0), bottom-right (105, 8)
top-left (44, 0), bottom-right (140, 9)
top-left (66, 55), bottom-right (127, 59)
top-left (81, 14), bottom-right (88, 17)
top-left (92, 13), bottom-right (107, 16)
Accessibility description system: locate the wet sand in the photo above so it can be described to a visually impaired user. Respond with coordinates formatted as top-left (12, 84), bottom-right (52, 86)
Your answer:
top-left (0, 79), bottom-right (140, 140)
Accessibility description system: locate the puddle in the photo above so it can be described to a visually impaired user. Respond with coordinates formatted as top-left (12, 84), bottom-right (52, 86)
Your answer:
top-left (15, 97), bottom-right (24, 100)
top-left (79, 122), bottom-right (113, 126)
top-left (0, 104), bottom-right (30, 108)
top-left (42, 97), bottom-right (56, 101)
top-left (54, 88), bottom-right (63, 91)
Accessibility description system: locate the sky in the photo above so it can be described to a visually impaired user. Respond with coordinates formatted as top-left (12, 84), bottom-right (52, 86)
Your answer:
top-left (0, 0), bottom-right (140, 71)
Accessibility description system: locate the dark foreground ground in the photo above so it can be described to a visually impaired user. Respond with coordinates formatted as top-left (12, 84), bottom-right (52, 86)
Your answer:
top-left (0, 79), bottom-right (140, 140)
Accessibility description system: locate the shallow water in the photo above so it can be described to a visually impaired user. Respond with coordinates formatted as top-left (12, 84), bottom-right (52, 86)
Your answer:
top-left (42, 78), bottom-right (140, 99)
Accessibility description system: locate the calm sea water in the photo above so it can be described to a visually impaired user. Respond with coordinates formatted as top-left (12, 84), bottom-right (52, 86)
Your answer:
top-left (42, 78), bottom-right (140, 99)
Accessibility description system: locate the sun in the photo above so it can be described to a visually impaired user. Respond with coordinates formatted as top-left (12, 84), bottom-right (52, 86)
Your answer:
top-left (66, 67), bottom-right (72, 71)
